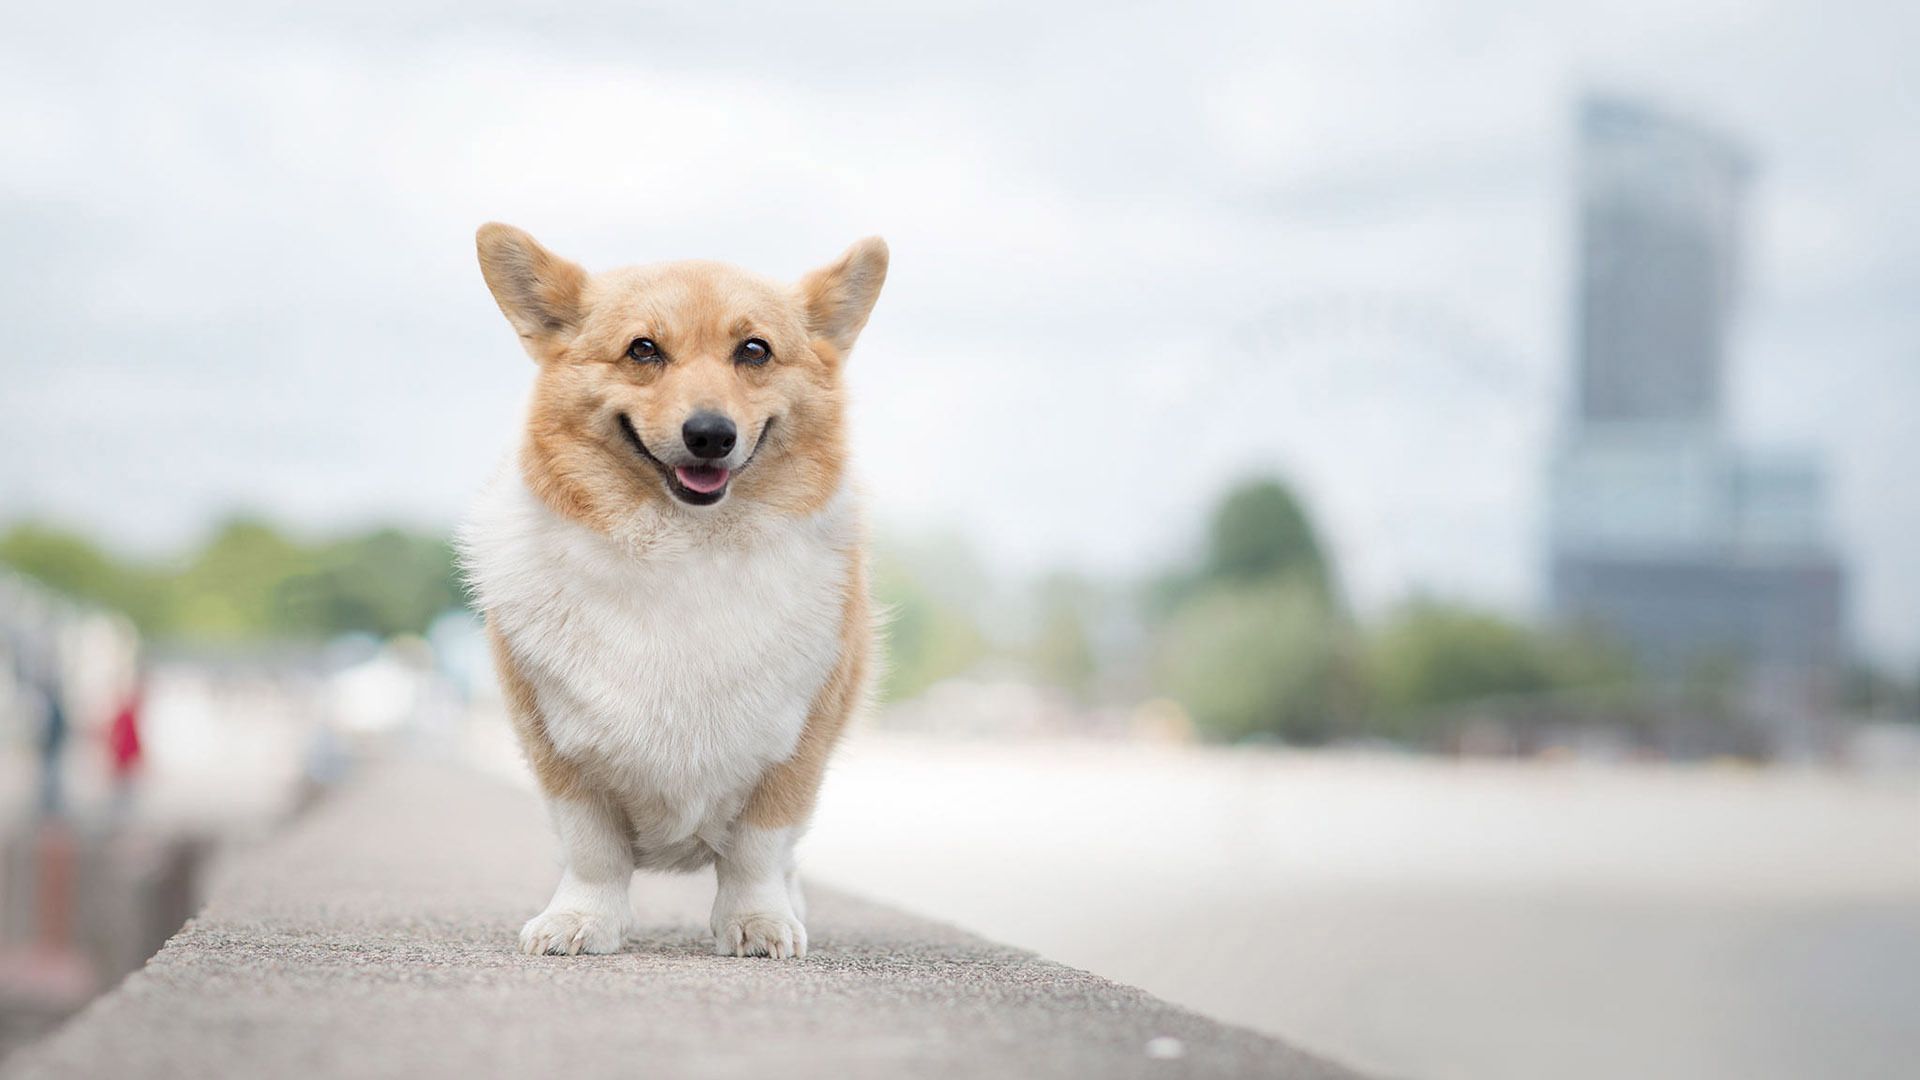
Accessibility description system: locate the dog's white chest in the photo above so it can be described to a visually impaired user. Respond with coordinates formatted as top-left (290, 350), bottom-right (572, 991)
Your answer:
top-left (461, 467), bottom-right (855, 840)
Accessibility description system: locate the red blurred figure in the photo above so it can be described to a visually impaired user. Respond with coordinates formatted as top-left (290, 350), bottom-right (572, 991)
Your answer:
top-left (106, 676), bottom-right (145, 824)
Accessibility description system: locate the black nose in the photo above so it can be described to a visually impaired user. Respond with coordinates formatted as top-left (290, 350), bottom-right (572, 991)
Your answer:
top-left (681, 412), bottom-right (737, 460)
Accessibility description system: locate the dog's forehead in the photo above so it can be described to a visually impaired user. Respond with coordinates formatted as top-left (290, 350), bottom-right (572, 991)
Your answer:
top-left (592, 260), bottom-right (795, 330)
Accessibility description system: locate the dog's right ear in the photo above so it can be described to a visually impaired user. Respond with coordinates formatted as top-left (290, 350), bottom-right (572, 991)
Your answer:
top-left (476, 223), bottom-right (588, 358)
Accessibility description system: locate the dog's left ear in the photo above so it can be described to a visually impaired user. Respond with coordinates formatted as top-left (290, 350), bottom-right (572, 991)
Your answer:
top-left (798, 237), bottom-right (889, 358)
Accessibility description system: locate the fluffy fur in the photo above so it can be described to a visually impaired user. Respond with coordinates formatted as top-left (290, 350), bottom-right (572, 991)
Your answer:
top-left (458, 224), bottom-right (887, 959)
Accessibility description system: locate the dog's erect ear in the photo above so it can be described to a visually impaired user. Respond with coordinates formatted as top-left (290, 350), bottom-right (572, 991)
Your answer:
top-left (476, 223), bottom-right (588, 357)
top-left (797, 237), bottom-right (889, 358)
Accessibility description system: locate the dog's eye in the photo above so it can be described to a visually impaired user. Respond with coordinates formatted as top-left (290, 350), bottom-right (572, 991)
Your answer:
top-left (735, 338), bottom-right (771, 366)
top-left (627, 338), bottom-right (660, 362)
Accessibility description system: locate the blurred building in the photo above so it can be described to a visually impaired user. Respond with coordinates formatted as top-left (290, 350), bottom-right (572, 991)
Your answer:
top-left (1549, 95), bottom-right (1847, 757)
top-left (1573, 96), bottom-right (1749, 425)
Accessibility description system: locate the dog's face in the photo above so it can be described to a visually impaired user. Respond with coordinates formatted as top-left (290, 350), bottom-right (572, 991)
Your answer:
top-left (477, 225), bottom-right (887, 529)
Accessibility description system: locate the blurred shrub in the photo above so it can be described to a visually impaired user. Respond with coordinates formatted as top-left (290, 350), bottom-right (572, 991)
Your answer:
top-left (296, 529), bottom-right (463, 639)
top-left (1840, 662), bottom-right (1920, 719)
top-left (871, 538), bottom-right (989, 702)
top-left (1365, 602), bottom-right (1550, 720)
top-left (1027, 572), bottom-right (1100, 701)
top-left (1149, 477), bottom-right (1350, 743)
top-left (0, 522), bottom-right (171, 628)
top-left (1, 517), bottom-right (461, 643)
top-left (170, 519), bottom-right (318, 638)
top-left (1362, 599), bottom-right (1636, 741)
top-left (1157, 574), bottom-right (1342, 743)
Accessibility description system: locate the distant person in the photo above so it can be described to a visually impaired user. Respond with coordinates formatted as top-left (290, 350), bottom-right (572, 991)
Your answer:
top-left (106, 674), bottom-right (146, 824)
top-left (35, 669), bottom-right (68, 819)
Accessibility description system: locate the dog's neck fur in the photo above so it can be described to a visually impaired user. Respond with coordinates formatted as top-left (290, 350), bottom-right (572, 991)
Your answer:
top-left (596, 483), bottom-right (839, 563)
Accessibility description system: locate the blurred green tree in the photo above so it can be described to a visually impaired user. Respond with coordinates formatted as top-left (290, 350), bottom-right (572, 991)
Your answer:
top-left (1149, 476), bottom-right (1350, 743)
top-left (171, 518), bottom-right (318, 639)
top-left (1028, 572), bottom-right (1100, 700)
top-left (871, 540), bottom-right (989, 702)
top-left (1157, 575), bottom-right (1340, 743)
top-left (0, 523), bottom-right (168, 627)
top-left (1362, 600), bottom-right (1637, 741)
top-left (0, 517), bottom-right (464, 643)
top-left (1204, 478), bottom-right (1331, 594)
top-left (1366, 602), bottom-right (1550, 714)
top-left (304, 530), bottom-right (464, 639)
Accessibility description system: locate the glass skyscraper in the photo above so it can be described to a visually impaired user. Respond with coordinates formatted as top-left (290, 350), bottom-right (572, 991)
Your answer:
top-left (1575, 96), bottom-right (1750, 426)
top-left (1549, 95), bottom-right (1846, 757)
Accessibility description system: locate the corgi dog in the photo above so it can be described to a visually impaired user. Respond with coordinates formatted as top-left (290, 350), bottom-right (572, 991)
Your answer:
top-left (458, 224), bottom-right (887, 960)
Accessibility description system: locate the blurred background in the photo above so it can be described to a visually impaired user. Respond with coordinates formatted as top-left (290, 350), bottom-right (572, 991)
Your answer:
top-left (2, 2), bottom-right (1917, 1078)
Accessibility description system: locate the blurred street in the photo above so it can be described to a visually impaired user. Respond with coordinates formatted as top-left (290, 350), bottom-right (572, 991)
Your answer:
top-left (791, 732), bottom-right (1920, 1080)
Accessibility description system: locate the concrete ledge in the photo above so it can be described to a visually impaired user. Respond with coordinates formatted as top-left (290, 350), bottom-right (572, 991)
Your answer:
top-left (3, 760), bottom-right (1360, 1079)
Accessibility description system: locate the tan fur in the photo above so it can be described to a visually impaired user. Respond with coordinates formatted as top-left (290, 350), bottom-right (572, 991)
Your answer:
top-left (486, 621), bottom-right (587, 802)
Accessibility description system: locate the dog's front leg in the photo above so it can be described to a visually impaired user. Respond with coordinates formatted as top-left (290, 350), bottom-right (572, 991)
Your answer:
top-left (710, 584), bottom-right (867, 959)
top-left (520, 794), bottom-right (633, 956)
top-left (711, 823), bottom-right (806, 959)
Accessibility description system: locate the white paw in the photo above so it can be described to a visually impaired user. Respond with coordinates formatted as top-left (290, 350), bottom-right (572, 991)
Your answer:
top-left (712, 905), bottom-right (808, 959)
top-left (519, 909), bottom-right (624, 956)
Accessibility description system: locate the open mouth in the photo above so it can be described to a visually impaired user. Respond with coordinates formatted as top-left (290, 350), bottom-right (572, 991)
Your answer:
top-left (617, 414), bottom-right (774, 507)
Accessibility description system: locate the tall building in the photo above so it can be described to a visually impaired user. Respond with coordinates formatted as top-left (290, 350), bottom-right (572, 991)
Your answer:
top-left (1549, 95), bottom-right (1847, 757)
top-left (1575, 97), bottom-right (1750, 426)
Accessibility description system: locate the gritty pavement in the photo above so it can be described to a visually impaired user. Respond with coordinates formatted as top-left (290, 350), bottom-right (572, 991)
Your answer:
top-left (3, 759), bottom-right (1360, 1080)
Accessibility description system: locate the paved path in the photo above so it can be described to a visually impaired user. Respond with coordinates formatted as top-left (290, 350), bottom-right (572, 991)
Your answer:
top-left (3, 760), bottom-right (1358, 1080)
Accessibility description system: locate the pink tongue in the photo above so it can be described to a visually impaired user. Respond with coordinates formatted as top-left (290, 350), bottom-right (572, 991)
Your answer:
top-left (674, 465), bottom-right (731, 494)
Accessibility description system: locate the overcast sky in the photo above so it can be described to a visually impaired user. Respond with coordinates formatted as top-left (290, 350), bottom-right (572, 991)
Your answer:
top-left (2, 1), bottom-right (1915, 663)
